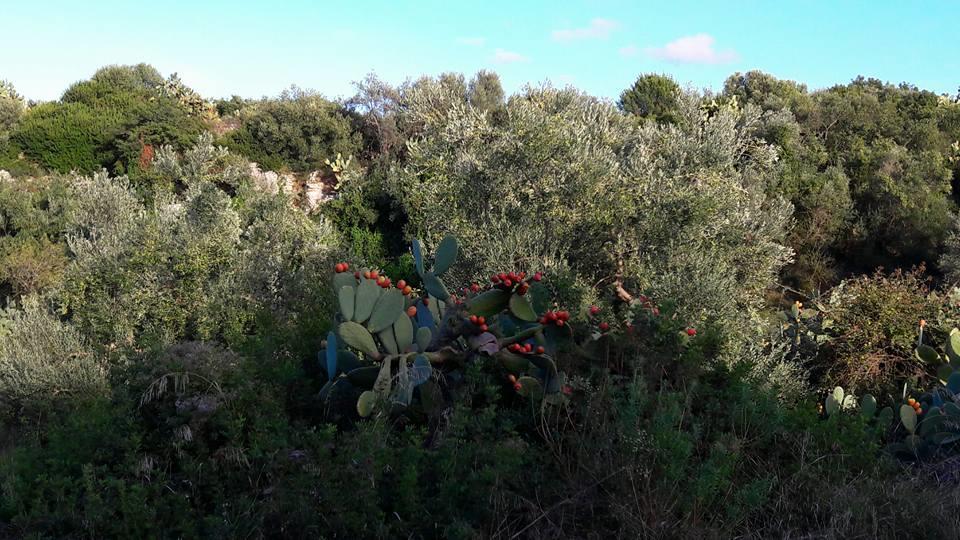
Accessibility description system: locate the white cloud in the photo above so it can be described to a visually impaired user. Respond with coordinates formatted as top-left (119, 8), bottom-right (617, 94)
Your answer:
top-left (645, 34), bottom-right (738, 64)
top-left (457, 37), bottom-right (486, 46)
top-left (552, 18), bottom-right (619, 42)
top-left (619, 44), bottom-right (639, 57)
top-left (493, 48), bottom-right (529, 64)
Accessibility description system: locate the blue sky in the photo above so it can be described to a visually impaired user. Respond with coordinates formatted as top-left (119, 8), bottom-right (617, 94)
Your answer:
top-left (2, 0), bottom-right (958, 102)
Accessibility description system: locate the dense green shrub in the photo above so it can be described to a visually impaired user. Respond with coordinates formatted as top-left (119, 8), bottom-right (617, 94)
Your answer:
top-left (10, 64), bottom-right (204, 176)
top-left (820, 269), bottom-right (938, 394)
top-left (388, 82), bottom-right (791, 339)
top-left (0, 295), bottom-right (107, 414)
top-left (222, 87), bottom-right (360, 172)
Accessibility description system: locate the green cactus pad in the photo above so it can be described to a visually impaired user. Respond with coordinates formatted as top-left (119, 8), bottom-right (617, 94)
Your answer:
top-left (368, 288), bottom-right (405, 333)
top-left (919, 406), bottom-right (943, 436)
top-left (915, 344), bottom-right (940, 364)
top-left (416, 326), bottom-right (432, 352)
top-left (338, 321), bottom-right (380, 358)
top-left (497, 349), bottom-right (531, 372)
top-left (432, 235), bottom-right (458, 275)
top-left (353, 278), bottom-right (381, 323)
top-left (832, 386), bottom-right (844, 403)
top-left (373, 356), bottom-right (393, 397)
top-left (325, 331), bottom-right (338, 379)
top-left (825, 394), bottom-right (840, 416)
top-left (938, 364), bottom-right (954, 385)
top-left (860, 394), bottom-right (877, 418)
top-left (900, 404), bottom-right (918, 434)
top-left (422, 272), bottom-right (450, 302)
top-left (948, 328), bottom-right (960, 364)
top-left (394, 313), bottom-right (414, 352)
top-left (333, 271), bottom-right (357, 294)
top-left (841, 394), bottom-right (856, 410)
top-left (468, 288), bottom-right (511, 317)
top-left (378, 327), bottom-right (399, 355)
top-left (357, 390), bottom-right (377, 417)
top-left (949, 371), bottom-right (960, 394)
top-left (338, 286), bottom-right (355, 321)
top-left (412, 239), bottom-right (424, 276)
top-left (509, 293), bottom-right (537, 322)
top-left (945, 402), bottom-right (960, 417)
top-left (427, 294), bottom-right (442, 322)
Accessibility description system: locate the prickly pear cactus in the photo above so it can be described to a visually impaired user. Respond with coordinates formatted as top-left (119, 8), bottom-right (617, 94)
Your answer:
top-left (318, 235), bottom-right (575, 421)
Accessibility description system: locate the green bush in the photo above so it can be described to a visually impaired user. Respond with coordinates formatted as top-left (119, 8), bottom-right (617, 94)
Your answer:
top-left (0, 295), bottom-right (107, 414)
top-left (820, 269), bottom-right (938, 394)
top-left (389, 83), bottom-right (792, 340)
top-left (10, 64), bottom-right (204, 176)
top-left (222, 87), bottom-right (360, 172)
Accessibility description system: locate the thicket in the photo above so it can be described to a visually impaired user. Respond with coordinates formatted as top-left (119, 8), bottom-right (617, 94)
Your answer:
top-left (2, 65), bottom-right (960, 538)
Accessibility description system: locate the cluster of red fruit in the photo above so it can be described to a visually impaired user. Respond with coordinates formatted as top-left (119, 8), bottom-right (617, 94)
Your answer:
top-left (490, 271), bottom-right (542, 295)
top-left (638, 294), bottom-right (660, 316)
top-left (588, 305), bottom-right (609, 332)
top-left (507, 374), bottom-right (522, 392)
top-left (907, 397), bottom-right (923, 415)
top-left (468, 314), bottom-right (489, 332)
top-left (333, 262), bottom-right (351, 273)
top-left (539, 310), bottom-right (570, 327)
top-left (686, 327), bottom-right (697, 337)
top-left (507, 342), bottom-right (545, 355)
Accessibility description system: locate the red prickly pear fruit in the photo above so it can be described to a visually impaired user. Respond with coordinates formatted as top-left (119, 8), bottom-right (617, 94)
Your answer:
top-left (469, 315), bottom-right (478, 324)
top-left (686, 328), bottom-right (697, 337)
top-left (556, 320), bottom-right (565, 327)
top-left (651, 307), bottom-right (660, 316)
top-left (354, 271), bottom-right (361, 279)
top-left (504, 279), bottom-right (513, 288)
top-left (334, 263), bottom-right (343, 273)
top-left (557, 311), bottom-right (570, 321)
top-left (491, 275), bottom-right (500, 283)
top-left (546, 311), bottom-right (557, 322)
top-left (363, 271), bottom-right (372, 279)
top-left (589, 306), bottom-right (600, 316)
top-left (370, 270), bottom-right (379, 280)
top-left (514, 382), bottom-right (522, 392)
top-left (406, 306), bottom-right (418, 317)
top-left (519, 271), bottom-right (527, 279)
top-left (397, 279), bottom-right (407, 290)
top-left (470, 283), bottom-right (480, 292)
top-left (562, 385), bottom-right (573, 396)
top-left (480, 324), bottom-right (489, 332)
top-left (477, 316), bottom-right (486, 325)
top-left (533, 272), bottom-right (543, 281)
top-left (535, 345), bottom-right (545, 354)
top-left (402, 285), bottom-right (413, 295)
top-left (342, 263), bottom-right (349, 271)
top-left (599, 322), bottom-right (609, 331)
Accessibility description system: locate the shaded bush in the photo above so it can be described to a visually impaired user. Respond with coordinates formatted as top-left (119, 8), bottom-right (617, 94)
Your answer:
top-left (821, 268), bottom-right (938, 394)
top-left (0, 296), bottom-right (107, 414)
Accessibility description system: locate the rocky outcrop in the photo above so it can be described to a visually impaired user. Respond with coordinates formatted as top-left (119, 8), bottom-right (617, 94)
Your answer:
top-left (247, 163), bottom-right (338, 214)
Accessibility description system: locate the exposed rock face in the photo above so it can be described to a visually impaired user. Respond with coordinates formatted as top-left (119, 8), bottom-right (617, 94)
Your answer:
top-left (247, 163), bottom-right (338, 214)
top-left (302, 170), bottom-right (337, 213)
top-left (248, 162), bottom-right (296, 195)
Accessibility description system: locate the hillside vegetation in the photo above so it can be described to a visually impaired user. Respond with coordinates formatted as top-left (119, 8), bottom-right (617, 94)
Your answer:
top-left (2, 65), bottom-right (960, 538)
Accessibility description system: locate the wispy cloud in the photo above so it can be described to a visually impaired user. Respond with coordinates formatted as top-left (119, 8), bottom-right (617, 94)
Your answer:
top-left (645, 34), bottom-right (738, 64)
top-left (493, 48), bottom-right (529, 64)
top-left (552, 18), bottom-right (619, 42)
top-left (456, 37), bottom-right (486, 46)
top-left (619, 44), bottom-right (639, 57)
